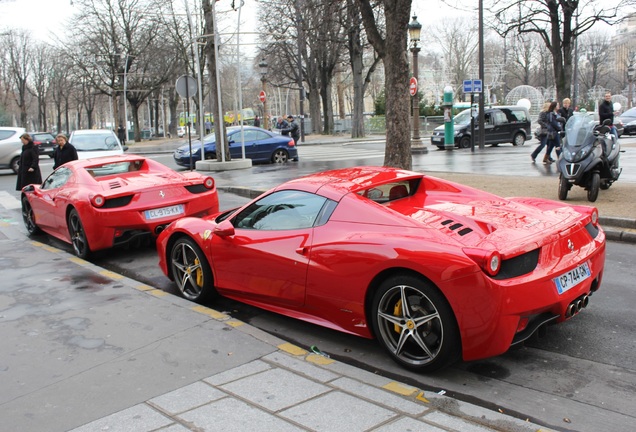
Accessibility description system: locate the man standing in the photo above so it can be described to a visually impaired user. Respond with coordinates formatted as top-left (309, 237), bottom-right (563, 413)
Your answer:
top-left (275, 116), bottom-right (289, 134)
top-left (117, 124), bottom-right (126, 143)
top-left (599, 92), bottom-right (619, 139)
top-left (282, 115), bottom-right (300, 145)
top-left (558, 98), bottom-right (574, 122)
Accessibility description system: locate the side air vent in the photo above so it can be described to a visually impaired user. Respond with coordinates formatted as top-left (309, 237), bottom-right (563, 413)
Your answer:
top-left (441, 220), bottom-right (453, 225)
top-left (457, 228), bottom-right (473, 236)
top-left (103, 195), bottom-right (134, 208)
top-left (440, 220), bottom-right (473, 236)
top-left (108, 181), bottom-right (123, 189)
top-left (185, 184), bottom-right (209, 194)
top-left (585, 221), bottom-right (599, 239)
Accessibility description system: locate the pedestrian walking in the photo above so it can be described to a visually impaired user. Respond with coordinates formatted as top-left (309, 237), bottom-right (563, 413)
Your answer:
top-left (544, 102), bottom-right (562, 163)
top-left (253, 115), bottom-right (261, 128)
top-left (282, 115), bottom-right (300, 145)
top-left (15, 133), bottom-right (42, 191)
top-left (117, 124), bottom-right (126, 143)
top-left (53, 133), bottom-right (78, 169)
top-left (205, 120), bottom-right (212, 135)
top-left (531, 102), bottom-right (551, 163)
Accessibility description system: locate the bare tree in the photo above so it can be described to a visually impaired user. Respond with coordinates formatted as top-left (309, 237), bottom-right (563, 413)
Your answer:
top-left (29, 43), bottom-right (54, 131)
top-left (357, 0), bottom-right (413, 170)
top-left (578, 32), bottom-right (613, 93)
top-left (3, 30), bottom-right (33, 127)
top-left (489, 0), bottom-right (625, 103)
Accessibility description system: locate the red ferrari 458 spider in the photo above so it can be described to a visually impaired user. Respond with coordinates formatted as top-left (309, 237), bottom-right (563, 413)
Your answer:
top-left (21, 155), bottom-right (219, 258)
top-left (156, 166), bottom-right (605, 372)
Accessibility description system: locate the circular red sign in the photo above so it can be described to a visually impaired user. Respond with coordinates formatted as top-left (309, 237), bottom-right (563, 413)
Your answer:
top-left (409, 77), bottom-right (418, 96)
top-left (259, 91), bottom-right (266, 103)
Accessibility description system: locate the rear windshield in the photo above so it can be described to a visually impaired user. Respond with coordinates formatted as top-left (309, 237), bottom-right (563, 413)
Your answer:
top-left (72, 133), bottom-right (120, 151)
top-left (85, 160), bottom-right (145, 177)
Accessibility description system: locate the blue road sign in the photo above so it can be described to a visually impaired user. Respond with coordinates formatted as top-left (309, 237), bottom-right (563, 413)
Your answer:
top-left (463, 79), bottom-right (483, 94)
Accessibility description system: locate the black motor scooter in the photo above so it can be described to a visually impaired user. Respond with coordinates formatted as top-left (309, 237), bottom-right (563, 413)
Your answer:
top-left (557, 114), bottom-right (622, 202)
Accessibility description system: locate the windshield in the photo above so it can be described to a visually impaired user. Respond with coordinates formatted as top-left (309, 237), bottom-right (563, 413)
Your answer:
top-left (453, 109), bottom-right (472, 126)
top-left (564, 113), bottom-right (597, 149)
top-left (72, 133), bottom-right (121, 151)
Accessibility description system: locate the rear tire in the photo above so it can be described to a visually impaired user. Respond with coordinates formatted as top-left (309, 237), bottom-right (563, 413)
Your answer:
top-left (587, 172), bottom-right (600, 202)
top-left (68, 208), bottom-right (91, 259)
top-left (513, 132), bottom-right (526, 146)
top-left (371, 273), bottom-right (460, 373)
top-left (11, 156), bottom-right (20, 174)
top-left (459, 137), bottom-right (471, 149)
top-left (271, 149), bottom-right (289, 163)
top-left (558, 174), bottom-right (569, 200)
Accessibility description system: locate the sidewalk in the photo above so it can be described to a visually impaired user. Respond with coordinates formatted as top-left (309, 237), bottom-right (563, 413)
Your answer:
top-left (0, 204), bottom-right (553, 432)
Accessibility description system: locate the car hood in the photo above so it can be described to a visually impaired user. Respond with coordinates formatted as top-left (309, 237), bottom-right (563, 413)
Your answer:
top-left (405, 197), bottom-right (589, 256)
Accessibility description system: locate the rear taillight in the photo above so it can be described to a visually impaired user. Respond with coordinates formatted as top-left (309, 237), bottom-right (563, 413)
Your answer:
top-left (288, 139), bottom-right (295, 147)
top-left (463, 248), bottom-right (501, 277)
top-left (591, 208), bottom-right (598, 226)
top-left (91, 194), bottom-right (105, 207)
top-left (203, 177), bottom-right (215, 189)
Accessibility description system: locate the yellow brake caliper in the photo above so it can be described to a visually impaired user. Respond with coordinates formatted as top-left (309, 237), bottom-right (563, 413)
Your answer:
top-left (394, 299), bottom-right (403, 334)
top-left (195, 258), bottom-right (203, 286)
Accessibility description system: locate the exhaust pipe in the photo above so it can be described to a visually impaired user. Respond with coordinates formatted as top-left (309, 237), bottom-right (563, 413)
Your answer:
top-left (155, 225), bottom-right (166, 235)
top-left (581, 295), bottom-right (589, 308)
top-left (566, 294), bottom-right (591, 317)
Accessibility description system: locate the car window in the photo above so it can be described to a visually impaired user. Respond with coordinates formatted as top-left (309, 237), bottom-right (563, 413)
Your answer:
top-left (508, 109), bottom-right (528, 123)
top-left (492, 111), bottom-right (507, 125)
top-left (356, 180), bottom-right (417, 204)
top-left (233, 190), bottom-right (332, 230)
top-left (42, 167), bottom-right (72, 190)
top-left (0, 130), bottom-right (18, 140)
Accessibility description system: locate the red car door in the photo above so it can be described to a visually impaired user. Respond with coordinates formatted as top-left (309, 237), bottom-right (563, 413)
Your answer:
top-left (29, 167), bottom-right (74, 234)
top-left (210, 190), bottom-right (330, 307)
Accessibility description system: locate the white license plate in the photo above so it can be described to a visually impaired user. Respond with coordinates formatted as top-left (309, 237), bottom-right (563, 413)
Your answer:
top-left (554, 262), bottom-right (591, 294)
top-left (431, 136), bottom-right (443, 143)
top-left (144, 204), bottom-right (184, 220)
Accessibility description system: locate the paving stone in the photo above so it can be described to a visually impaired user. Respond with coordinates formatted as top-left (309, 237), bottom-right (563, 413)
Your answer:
top-left (68, 404), bottom-right (173, 432)
top-left (262, 351), bottom-right (339, 382)
top-left (149, 381), bottom-right (225, 414)
top-left (220, 367), bottom-right (330, 412)
top-left (178, 397), bottom-right (302, 431)
top-left (203, 359), bottom-right (271, 386)
top-left (280, 391), bottom-right (396, 432)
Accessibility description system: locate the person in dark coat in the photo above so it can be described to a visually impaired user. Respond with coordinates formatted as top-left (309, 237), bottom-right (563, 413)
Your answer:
top-left (599, 92), bottom-right (618, 139)
top-left (15, 133), bottom-right (42, 191)
top-left (53, 133), bottom-right (78, 169)
top-left (253, 115), bottom-right (261, 128)
top-left (558, 98), bottom-right (574, 122)
top-left (281, 115), bottom-right (300, 145)
top-left (117, 124), bottom-right (126, 143)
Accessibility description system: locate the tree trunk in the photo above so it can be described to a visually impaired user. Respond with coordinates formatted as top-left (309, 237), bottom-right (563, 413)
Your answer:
top-left (307, 88), bottom-right (322, 133)
top-left (320, 70), bottom-right (334, 134)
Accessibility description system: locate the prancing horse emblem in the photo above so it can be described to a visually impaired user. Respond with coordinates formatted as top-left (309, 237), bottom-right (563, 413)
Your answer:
top-left (159, 191), bottom-right (165, 198)
top-left (567, 239), bottom-right (574, 252)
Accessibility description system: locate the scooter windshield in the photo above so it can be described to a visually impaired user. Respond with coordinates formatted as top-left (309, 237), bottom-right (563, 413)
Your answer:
top-left (564, 113), bottom-right (597, 149)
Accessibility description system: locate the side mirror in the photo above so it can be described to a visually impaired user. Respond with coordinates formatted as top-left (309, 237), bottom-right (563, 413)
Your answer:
top-left (22, 185), bottom-right (35, 192)
top-left (213, 219), bottom-right (235, 237)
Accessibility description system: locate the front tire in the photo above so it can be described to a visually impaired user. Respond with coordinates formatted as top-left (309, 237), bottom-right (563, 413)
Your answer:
top-left (371, 274), bottom-right (460, 372)
top-left (558, 174), bottom-right (569, 200)
top-left (271, 149), bottom-right (289, 163)
top-left (170, 237), bottom-right (215, 303)
top-left (21, 196), bottom-right (41, 235)
top-left (68, 208), bottom-right (90, 259)
top-left (587, 172), bottom-right (600, 202)
top-left (512, 132), bottom-right (526, 146)
top-left (459, 136), bottom-right (471, 149)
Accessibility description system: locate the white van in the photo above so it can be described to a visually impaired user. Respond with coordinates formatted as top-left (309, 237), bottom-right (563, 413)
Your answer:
top-left (69, 129), bottom-right (126, 159)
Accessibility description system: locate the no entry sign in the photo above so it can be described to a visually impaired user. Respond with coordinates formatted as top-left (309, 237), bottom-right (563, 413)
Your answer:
top-left (259, 91), bottom-right (266, 103)
top-left (409, 77), bottom-right (418, 96)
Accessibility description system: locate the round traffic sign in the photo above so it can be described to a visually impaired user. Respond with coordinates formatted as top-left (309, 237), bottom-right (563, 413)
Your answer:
top-left (175, 75), bottom-right (197, 98)
top-left (259, 90), bottom-right (266, 103)
top-left (409, 77), bottom-right (418, 96)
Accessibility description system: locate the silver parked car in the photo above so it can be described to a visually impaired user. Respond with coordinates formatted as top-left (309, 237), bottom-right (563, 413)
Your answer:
top-left (0, 127), bottom-right (26, 174)
top-left (68, 129), bottom-right (126, 159)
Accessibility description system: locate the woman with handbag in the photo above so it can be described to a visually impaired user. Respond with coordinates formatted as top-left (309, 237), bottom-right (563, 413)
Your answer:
top-left (544, 102), bottom-right (562, 164)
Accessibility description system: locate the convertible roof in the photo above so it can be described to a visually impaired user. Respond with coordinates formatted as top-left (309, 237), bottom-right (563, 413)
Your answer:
top-left (279, 166), bottom-right (423, 199)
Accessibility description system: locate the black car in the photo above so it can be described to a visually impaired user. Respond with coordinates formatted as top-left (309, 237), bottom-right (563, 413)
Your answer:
top-left (430, 105), bottom-right (531, 149)
top-left (618, 107), bottom-right (636, 135)
top-left (29, 132), bottom-right (57, 158)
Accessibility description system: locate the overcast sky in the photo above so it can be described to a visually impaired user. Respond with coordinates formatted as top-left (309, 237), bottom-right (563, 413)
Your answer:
top-left (1, 0), bottom-right (432, 45)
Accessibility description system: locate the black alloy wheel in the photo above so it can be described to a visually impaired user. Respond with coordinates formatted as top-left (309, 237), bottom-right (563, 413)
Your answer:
top-left (272, 149), bottom-right (289, 163)
top-left (371, 274), bottom-right (460, 373)
top-left (21, 196), bottom-right (41, 235)
top-left (68, 208), bottom-right (90, 259)
top-left (170, 237), bottom-right (215, 303)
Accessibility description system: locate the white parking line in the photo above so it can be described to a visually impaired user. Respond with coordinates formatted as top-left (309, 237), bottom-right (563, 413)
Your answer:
top-left (0, 191), bottom-right (20, 210)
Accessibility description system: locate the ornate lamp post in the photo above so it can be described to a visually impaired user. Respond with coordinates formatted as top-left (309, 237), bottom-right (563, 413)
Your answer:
top-left (408, 15), bottom-right (427, 153)
top-left (628, 64), bottom-right (635, 109)
top-left (259, 58), bottom-right (269, 130)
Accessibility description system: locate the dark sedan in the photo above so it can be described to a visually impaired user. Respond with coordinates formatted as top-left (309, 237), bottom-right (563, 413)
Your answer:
top-left (173, 126), bottom-right (299, 168)
top-left (618, 107), bottom-right (636, 135)
top-left (29, 132), bottom-right (57, 158)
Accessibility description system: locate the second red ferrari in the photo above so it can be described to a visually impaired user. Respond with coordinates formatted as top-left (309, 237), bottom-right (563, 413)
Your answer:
top-left (21, 155), bottom-right (219, 258)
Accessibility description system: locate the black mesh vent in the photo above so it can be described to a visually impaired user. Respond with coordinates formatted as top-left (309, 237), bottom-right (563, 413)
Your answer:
top-left (492, 248), bottom-right (540, 280)
top-left (103, 195), bottom-right (134, 208)
top-left (585, 222), bottom-right (599, 239)
top-left (185, 184), bottom-right (208, 194)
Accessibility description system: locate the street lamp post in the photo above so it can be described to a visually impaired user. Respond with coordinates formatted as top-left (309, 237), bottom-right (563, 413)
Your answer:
top-left (408, 15), bottom-right (427, 154)
top-left (628, 64), bottom-right (635, 109)
top-left (259, 58), bottom-right (269, 130)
